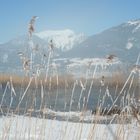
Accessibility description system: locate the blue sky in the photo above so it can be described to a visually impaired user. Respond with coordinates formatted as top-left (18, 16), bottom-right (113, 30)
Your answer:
top-left (0, 0), bottom-right (140, 43)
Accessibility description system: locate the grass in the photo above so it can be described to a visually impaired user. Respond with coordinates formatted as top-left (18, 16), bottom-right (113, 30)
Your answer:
top-left (0, 72), bottom-right (138, 89)
top-left (0, 16), bottom-right (140, 140)
top-left (0, 74), bottom-right (74, 89)
top-left (0, 71), bottom-right (139, 139)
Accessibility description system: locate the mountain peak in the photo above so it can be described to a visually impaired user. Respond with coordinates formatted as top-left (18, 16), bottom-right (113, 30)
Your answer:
top-left (35, 29), bottom-right (86, 51)
top-left (124, 19), bottom-right (140, 33)
top-left (35, 29), bottom-right (75, 39)
top-left (127, 19), bottom-right (140, 25)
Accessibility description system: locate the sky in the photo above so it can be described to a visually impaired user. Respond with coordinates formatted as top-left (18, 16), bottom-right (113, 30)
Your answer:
top-left (0, 0), bottom-right (140, 43)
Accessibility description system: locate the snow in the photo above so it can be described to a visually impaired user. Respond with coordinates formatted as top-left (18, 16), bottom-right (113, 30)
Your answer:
top-left (67, 58), bottom-right (120, 68)
top-left (127, 20), bottom-right (140, 25)
top-left (53, 57), bottom-right (121, 77)
top-left (0, 115), bottom-right (139, 140)
top-left (36, 29), bottom-right (75, 39)
top-left (133, 24), bottom-right (140, 32)
top-left (54, 57), bottom-right (120, 68)
top-left (34, 108), bottom-right (113, 122)
top-left (126, 42), bottom-right (133, 50)
top-left (126, 20), bottom-right (140, 32)
top-left (35, 29), bottom-right (86, 51)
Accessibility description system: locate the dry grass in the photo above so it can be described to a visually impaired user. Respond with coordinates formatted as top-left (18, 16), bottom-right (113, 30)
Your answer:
top-left (0, 72), bottom-right (138, 89)
top-left (0, 73), bottom-right (75, 89)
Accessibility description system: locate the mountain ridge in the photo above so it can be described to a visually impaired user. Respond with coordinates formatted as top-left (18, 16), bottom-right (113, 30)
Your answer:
top-left (62, 19), bottom-right (140, 63)
top-left (0, 19), bottom-right (140, 74)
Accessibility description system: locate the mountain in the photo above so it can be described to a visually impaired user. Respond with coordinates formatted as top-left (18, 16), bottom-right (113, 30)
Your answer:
top-left (0, 35), bottom-right (46, 73)
top-left (0, 29), bottom-right (86, 73)
top-left (63, 19), bottom-right (140, 63)
top-left (0, 20), bottom-right (140, 75)
top-left (35, 29), bottom-right (86, 51)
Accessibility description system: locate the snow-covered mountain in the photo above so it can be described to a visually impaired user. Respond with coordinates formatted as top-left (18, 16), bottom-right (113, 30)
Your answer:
top-left (35, 29), bottom-right (86, 51)
top-left (0, 19), bottom-right (140, 74)
top-left (63, 19), bottom-right (140, 63)
top-left (126, 19), bottom-right (140, 33)
top-left (0, 29), bottom-right (86, 73)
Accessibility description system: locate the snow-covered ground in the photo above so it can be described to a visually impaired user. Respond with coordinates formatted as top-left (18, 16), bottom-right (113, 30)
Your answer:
top-left (0, 115), bottom-right (140, 140)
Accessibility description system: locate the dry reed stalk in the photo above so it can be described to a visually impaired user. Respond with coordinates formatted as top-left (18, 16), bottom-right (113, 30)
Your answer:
top-left (62, 80), bottom-right (78, 140)
top-left (1, 116), bottom-right (13, 140)
top-left (16, 77), bottom-right (33, 109)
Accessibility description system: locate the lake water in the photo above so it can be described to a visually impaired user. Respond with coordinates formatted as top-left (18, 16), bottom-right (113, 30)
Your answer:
top-left (0, 82), bottom-right (139, 116)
